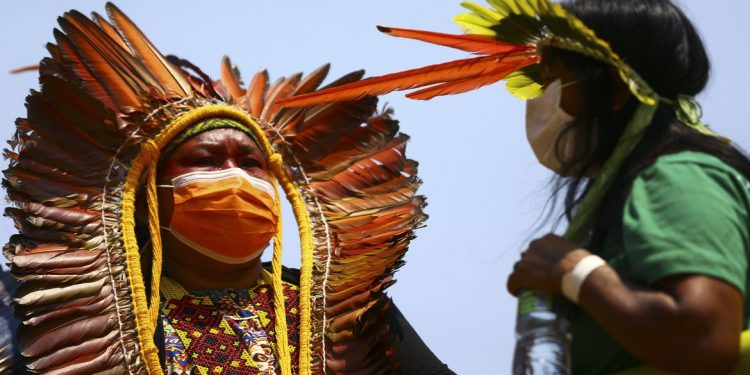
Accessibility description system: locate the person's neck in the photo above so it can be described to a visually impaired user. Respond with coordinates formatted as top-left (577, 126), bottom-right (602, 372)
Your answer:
top-left (162, 252), bottom-right (263, 291)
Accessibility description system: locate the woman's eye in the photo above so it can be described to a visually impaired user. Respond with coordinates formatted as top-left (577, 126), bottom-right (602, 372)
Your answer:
top-left (191, 157), bottom-right (217, 167)
top-left (242, 158), bottom-right (261, 169)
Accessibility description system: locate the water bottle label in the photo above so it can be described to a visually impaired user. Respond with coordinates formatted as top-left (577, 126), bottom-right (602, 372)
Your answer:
top-left (518, 290), bottom-right (553, 316)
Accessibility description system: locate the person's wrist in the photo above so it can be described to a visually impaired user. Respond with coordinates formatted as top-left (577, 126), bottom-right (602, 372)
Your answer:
top-left (557, 248), bottom-right (592, 278)
top-left (561, 253), bottom-right (606, 303)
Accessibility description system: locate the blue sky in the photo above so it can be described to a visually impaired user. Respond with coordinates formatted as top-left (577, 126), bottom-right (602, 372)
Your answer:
top-left (1, 1), bottom-right (748, 373)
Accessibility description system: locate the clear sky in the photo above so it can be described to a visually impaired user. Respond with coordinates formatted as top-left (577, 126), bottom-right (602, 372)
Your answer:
top-left (0, 1), bottom-right (748, 373)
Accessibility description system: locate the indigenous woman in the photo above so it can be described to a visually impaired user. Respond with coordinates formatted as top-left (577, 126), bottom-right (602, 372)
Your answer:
top-left (280, 0), bottom-right (750, 374)
top-left (0, 4), bottom-right (453, 374)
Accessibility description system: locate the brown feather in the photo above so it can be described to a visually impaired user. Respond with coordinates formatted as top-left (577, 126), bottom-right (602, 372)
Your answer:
top-left (18, 310), bottom-right (116, 357)
top-left (64, 11), bottom-right (159, 93)
top-left (221, 56), bottom-right (245, 100)
top-left (290, 64), bottom-right (331, 97)
top-left (14, 283), bottom-right (112, 319)
top-left (23, 291), bottom-right (113, 327)
top-left (25, 329), bottom-right (118, 371)
top-left (53, 29), bottom-right (117, 109)
top-left (57, 17), bottom-right (142, 109)
top-left (40, 341), bottom-right (122, 375)
top-left (91, 12), bottom-right (129, 51)
top-left (245, 70), bottom-right (269, 118)
top-left (262, 74), bottom-right (302, 121)
top-left (105, 3), bottom-right (192, 96)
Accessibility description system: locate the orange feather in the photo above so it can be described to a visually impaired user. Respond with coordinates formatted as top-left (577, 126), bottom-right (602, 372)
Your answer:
top-left (245, 70), bottom-right (269, 118)
top-left (279, 51), bottom-right (534, 107)
top-left (105, 2), bottom-right (192, 97)
top-left (91, 12), bottom-right (129, 51)
top-left (377, 25), bottom-right (530, 55)
top-left (53, 30), bottom-right (117, 109)
top-left (221, 56), bottom-right (245, 100)
top-left (406, 54), bottom-right (539, 100)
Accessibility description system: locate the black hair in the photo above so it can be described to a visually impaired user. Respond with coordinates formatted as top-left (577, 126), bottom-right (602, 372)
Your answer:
top-left (547, 0), bottom-right (750, 248)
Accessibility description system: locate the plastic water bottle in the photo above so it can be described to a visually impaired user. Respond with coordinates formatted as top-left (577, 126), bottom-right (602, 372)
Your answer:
top-left (512, 290), bottom-right (571, 374)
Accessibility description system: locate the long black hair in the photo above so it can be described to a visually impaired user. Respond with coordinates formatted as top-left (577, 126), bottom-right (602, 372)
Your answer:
top-left (549, 0), bottom-right (750, 248)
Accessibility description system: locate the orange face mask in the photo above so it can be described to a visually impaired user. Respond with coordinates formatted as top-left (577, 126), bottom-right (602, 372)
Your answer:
top-left (159, 168), bottom-right (279, 264)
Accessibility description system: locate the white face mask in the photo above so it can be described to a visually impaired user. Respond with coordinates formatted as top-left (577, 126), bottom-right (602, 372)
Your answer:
top-left (525, 79), bottom-right (580, 174)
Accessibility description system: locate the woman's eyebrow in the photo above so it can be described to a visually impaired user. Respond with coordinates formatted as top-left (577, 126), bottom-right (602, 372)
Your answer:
top-left (180, 142), bottom-right (262, 155)
top-left (182, 143), bottom-right (222, 152)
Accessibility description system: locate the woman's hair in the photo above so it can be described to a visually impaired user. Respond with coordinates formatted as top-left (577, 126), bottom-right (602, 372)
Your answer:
top-left (547, 0), bottom-right (750, 248)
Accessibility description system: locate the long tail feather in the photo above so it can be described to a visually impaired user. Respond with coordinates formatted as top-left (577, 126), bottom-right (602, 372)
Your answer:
top-left (406, 55), bottom-right (537, 100)
top-left (279, 51), bottom-right (534, 107)
top-left (377, 25), bottom-right (529, 55)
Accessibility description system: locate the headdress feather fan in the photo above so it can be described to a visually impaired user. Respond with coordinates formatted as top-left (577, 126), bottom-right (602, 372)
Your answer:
top-left (2, 3), bottom-right (425, 374)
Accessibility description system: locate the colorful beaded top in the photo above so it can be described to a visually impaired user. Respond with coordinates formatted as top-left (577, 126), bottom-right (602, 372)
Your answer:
top-left (160, 271), bottom-right (300, 375)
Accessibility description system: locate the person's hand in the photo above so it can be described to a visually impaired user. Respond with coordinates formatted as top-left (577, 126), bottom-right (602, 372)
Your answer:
top-left (507, 233), bottom-right (591, 296)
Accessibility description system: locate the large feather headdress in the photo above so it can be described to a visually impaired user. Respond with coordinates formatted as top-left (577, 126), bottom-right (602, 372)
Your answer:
top-left (2, 3), bottom-right (425, 374)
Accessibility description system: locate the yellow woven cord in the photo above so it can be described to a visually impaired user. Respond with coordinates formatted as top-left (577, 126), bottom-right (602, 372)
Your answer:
top-left (268, 152), bottom-right (314, 375)
top-left (121, 148), bottom-right (164, 374)
top-left (268, 176), bottom-right (293, 375)
top-left (610, 329), bottom-right (750, 375)
top-left (121, 104), bottom-right (314, 375)
top-left (140, 141), bottom-right (164, 333)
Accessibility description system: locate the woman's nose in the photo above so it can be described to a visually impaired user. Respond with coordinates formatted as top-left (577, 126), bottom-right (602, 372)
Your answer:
top-left (221, 159), bottom-right (240, 169)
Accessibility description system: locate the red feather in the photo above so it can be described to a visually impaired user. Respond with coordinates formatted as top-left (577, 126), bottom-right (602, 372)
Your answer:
top-left (279, 51), bottom-right (535, 107)
top-left (377, 25), bottom-right (530, 55)
top-left (406, 54), bottom-right (538, 100)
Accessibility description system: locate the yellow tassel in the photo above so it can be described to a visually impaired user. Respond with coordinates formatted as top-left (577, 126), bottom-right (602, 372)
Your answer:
top-left (269, 152), bottom-right (315, 375)
top-left (269, 177), bottom-right (292, 375)
top-left (121, 147), bottom-right (164, 374)
top-left (140, 140), bottom-right (164, 334)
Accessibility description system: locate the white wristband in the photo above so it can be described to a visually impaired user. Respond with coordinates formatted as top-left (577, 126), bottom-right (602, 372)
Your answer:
top-left (561, 254), bottom-right (606, 304)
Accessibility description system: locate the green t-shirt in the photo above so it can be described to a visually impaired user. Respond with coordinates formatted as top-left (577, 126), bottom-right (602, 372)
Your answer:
top-left (571, 151), bottom-right (750, 375)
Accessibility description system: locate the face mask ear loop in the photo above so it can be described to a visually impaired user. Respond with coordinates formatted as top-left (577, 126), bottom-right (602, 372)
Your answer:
top-left (141, 140), bottom-right (163, 336)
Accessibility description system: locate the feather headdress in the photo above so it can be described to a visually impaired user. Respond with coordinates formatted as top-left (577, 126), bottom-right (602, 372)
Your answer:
top-left (2, 3), bottom-right (425, 374)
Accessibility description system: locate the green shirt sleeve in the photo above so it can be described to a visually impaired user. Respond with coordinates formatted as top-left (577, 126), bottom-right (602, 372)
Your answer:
top-left (622, 151), bottom-right (750, 294)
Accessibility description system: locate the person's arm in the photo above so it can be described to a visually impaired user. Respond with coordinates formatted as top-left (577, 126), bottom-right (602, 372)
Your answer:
top-left (509, 155), bottom-right (750, 375)
top-left (581, 261), bottom-right (741, 374)
top-left (507, 235), bottom-right (742, 375)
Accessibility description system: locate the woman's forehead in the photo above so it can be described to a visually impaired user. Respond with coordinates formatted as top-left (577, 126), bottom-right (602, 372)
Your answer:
top-left (178, 128), bottom-right (259, 150)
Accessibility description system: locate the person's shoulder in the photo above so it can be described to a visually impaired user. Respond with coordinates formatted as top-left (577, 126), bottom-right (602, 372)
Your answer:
top-left (650, 151), bottom-right (743, 176)
top-left (641, 151), bottom-right (749, 187)
top-left (630, 150), bottom-right (750, 213)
